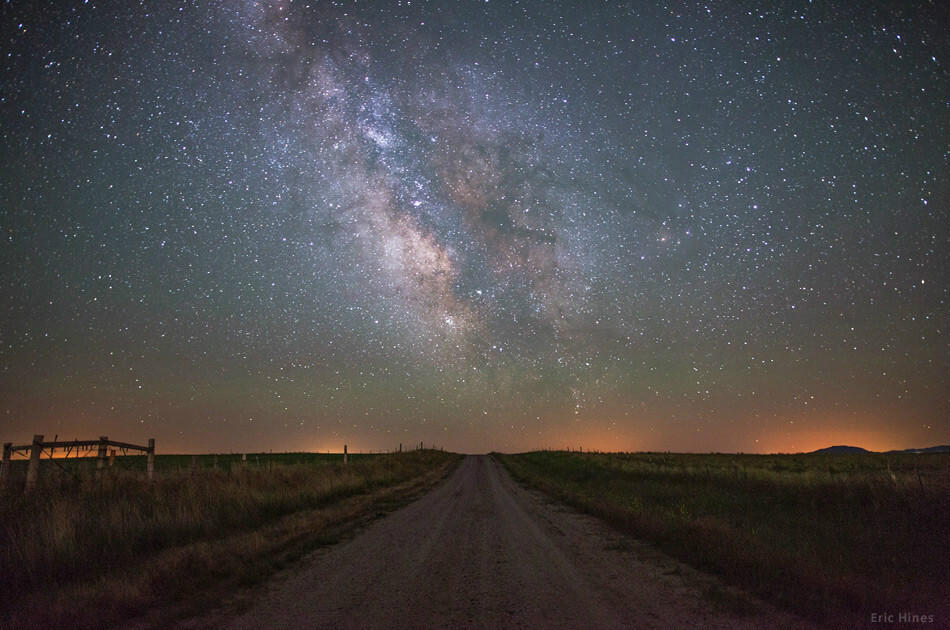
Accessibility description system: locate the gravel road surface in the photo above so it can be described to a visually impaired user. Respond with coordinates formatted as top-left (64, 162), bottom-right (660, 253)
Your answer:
top-left (225, 455), bottom-right (817, 629)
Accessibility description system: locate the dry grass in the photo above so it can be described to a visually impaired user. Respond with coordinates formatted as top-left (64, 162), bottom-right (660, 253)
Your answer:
top-left (0, 450), bottom-right (460, 630)
top-left (497, 450), bottom-right (950, 628)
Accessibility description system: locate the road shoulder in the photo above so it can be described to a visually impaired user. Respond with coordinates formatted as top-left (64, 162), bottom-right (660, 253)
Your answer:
top-left (129, 455), bottom-right (462, 630)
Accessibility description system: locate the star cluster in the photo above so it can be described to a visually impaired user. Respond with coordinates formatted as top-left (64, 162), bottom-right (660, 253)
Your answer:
top-left (1, 1), bottom-right (946, 453)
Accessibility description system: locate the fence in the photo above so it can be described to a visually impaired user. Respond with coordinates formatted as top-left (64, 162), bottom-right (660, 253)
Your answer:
top-left (0, 437), bottom-right (444, 493)
top-left (0, 435), bottom-right (155, 492)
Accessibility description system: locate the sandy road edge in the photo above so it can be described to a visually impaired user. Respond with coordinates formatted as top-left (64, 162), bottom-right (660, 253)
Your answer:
top-left (491, 452), bottom-right (832, 629)
top-left (120, 454), bottom-right (463, 630)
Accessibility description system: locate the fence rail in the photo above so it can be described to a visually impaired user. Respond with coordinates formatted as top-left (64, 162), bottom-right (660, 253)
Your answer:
top-left (1, 437), bottom-right (443, 494)
top-left (1, 435), bottom-right (155, 492)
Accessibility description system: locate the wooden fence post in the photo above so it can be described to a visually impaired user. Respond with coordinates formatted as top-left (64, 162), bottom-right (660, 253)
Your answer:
top-left (0, 443), bottom-right (11, 488)
top-left (97, 436), bottom-right (108, 477)
top-left (147, 438), bottom-right (155, 481)
top-left (344, 444), bottom-right (347, 464)
top-left (25, 434), bottom-right (43, 491)
top-left (399, 443), bottom-right (402, 453)
top-left (191, 455), bottom-right (198, 479)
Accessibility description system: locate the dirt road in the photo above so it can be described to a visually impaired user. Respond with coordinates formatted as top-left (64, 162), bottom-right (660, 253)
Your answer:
top-left (224, 455), bottom-right (816, 630)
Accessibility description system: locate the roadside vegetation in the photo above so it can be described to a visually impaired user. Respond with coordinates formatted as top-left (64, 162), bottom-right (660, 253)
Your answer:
top-left (0, 449), bottom-right (459, 630)
top-left (496, 450), bottom-right (950, 627)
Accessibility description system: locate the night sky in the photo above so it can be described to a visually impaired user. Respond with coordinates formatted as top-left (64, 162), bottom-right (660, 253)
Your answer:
top-left (1, 1), bottom-right (947, 454)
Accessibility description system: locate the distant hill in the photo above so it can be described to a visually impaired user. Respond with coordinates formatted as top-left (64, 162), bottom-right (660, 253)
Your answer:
top-left (809, 444), bottom-right (950, 454)
top-left (810, 445), bottom-right (870, 454)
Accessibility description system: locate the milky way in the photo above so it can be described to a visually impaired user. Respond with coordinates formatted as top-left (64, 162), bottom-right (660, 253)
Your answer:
top-left (1, 1), bottom-right (947, 453)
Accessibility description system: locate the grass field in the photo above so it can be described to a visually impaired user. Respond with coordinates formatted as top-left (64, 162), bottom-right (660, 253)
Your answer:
top-left (0, 449), bottom-right (460, 630)
top-left (0, 449), bottom-right (385, 482)
top-left (496, 450), bottom-right (950, 627)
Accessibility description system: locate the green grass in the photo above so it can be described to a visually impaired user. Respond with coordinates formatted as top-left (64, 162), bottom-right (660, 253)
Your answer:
top-left (496, 450), bottom-right (950, 627)
top-left (0, 449), bottom-right (459, 629)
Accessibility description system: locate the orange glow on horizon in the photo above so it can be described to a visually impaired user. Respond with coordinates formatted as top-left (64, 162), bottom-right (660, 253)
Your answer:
top-left (517, 410), bottom-right (923, 455)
